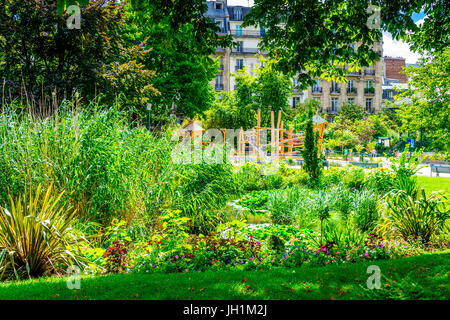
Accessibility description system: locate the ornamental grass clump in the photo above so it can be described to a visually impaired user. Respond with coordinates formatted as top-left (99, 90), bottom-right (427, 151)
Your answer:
top-left (380, 189), bottom-right (448, 244)
top-left (0, 185), bottom-right (83, 280)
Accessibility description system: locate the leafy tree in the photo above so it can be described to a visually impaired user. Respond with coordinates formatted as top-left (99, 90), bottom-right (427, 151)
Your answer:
top-left (204, 59), bottom-right (292, 130)
top-left (243, 0), bottom-right (450, 87)
top-left (202, 91), bottom-right (256, 130)
top-left (0, 0), bottom-right (157, 115)
top-left (301, 101), bottom-right (322, 183)
top-left (234, 59), bottom-right (293, 128)
top-left (335, 103), bottom-right (365, 122)
top-left (122, 3), bottom-right (221, 125)
top-left (397, 49), bottom-right (450, 152)
top-left (253, 59), bottom-right (293, 126)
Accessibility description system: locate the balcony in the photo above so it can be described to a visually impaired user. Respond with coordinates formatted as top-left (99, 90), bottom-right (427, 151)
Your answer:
top-left (312, 87), bottom-right (322, 94)
top-left (215, 84), bottom-right (224, 91)
top-left (216, 47), bottom-right (225, 52)
top-left (230, 30), bottom-right (265, 37)
top-left (231, 47), bottom-right (266, 54)
top-left (348, 70), bottom-right (362, 76)
top-left (347, 87), bottom-right (357, 94)
top-left (364, 87), bottom-right (375, 94)
top-left (330, 87), bottom-right (341, 94)
top-left (364, 69), bottom-right (376, 76)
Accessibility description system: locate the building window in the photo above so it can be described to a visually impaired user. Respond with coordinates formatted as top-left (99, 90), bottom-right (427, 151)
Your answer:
top-left (366, 80), bottom-right (373, 88)
top-left (348, 98), bottom-right (355, 104)
top-left (331, 81), bottom-right (339, 93)
top-left (215, 1), bottom-right (223, 10)
top-left (236, 41), bottom-right (243, 53)
top-left (234, 8), bottom-right (243, 20)
top-left (348, 80), bottom-right (354, 89)
top-left (219, 57), bottom-right (224, 71)
top-left (366, 98), bottom-right (373, 112)
top-left (292, 97), bottom-right (300, 108)
top-left (235, 59), bottom-right (244, 71)
top-left (215, 75), bottom-right (223, 90)
top-left (216, 19), bottom-right (225, 33)
top-left (331, 98), bottom-right (339, 112)
top-left (236, 25), bottom-right (242, 36)
top-left (312, 79), bottom-right (321, 92)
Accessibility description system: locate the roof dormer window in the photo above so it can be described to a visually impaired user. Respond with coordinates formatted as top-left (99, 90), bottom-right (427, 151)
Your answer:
top-left (234, 8), bottom-right (243, 20)
top-left (215, 1), bottom-right (223, 10)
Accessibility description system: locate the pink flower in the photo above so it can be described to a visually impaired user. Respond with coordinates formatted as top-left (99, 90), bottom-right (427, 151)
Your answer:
top-left (175, 255), bottom-right (179, 259)
top-left (364, 252), bottom-right (369, 257)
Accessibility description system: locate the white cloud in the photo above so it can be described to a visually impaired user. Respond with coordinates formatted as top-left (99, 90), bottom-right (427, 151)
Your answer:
top-left (382, 32), bottom-right (421, 64)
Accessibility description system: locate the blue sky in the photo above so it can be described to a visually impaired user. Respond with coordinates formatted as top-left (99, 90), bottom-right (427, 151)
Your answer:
top-left (228, 0), bottom-right (424, 63)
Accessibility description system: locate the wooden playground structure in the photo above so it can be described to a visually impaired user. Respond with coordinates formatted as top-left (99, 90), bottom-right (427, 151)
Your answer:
top-left (236, 109), bottom-right (327, 162)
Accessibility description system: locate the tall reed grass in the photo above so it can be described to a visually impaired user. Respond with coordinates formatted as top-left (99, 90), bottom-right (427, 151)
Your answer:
top-left (0, 106), bottom-right (238, 231)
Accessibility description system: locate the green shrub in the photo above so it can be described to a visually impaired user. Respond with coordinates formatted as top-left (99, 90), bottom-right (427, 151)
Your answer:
top-left (236, 190), bottom-right (272, 211)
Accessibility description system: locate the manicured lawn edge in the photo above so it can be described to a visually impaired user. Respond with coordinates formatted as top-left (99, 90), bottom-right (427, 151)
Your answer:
top-left (1, 251), bottom-right (448, 300)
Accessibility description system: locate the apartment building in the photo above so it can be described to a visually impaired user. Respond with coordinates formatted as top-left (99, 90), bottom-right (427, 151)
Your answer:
top-left (205, 0), bottom-right (383, 115)
top-left (382, 56), bottom-right (409, 105)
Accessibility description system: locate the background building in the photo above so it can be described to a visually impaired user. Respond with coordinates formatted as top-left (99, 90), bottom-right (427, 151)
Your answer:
top-left (382, 56), bottom-right (409, 105)
top-left (205, 0), bottom-right (384, 116)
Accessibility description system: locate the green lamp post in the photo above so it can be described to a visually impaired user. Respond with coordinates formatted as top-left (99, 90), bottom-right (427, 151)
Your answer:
top-left (147, 103), bottom-right (152, 131)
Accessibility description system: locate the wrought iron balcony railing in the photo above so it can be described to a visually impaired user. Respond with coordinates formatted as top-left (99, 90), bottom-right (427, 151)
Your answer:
top-left (364, 87), bottom-right (375, 94)
top-left (330, 87), bottom-right (341, 94)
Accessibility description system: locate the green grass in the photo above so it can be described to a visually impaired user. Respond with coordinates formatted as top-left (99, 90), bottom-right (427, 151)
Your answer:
top-left (1, 252), bottom-right (448, 300)
top-left (417, 176), bottom-right (450, 197)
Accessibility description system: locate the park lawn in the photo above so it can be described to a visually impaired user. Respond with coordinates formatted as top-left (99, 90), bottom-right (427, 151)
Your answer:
top-left (417, 176), bottom-right (450, 197)
top-left (0, 251), bottom-right (448, 300)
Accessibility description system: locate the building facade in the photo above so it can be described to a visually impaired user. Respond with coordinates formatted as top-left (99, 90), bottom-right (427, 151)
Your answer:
top-left (205, 0), bottom-right (384, 115)
top-left (382, 56), bottom-right (409, 105)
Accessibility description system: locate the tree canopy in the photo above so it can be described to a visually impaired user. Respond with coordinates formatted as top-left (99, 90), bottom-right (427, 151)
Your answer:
top-left (396, 49), bottom-right (450, 152)
top-left (243, 0), bottom-right (450, 87)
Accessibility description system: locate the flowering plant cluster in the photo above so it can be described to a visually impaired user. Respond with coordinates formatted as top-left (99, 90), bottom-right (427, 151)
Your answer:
top-left (95, 215), bottom-right (418, 276)
top-left (104, 240), bottom-right (128, 273)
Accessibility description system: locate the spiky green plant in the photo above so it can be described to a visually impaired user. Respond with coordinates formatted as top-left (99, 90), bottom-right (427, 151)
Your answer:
top-left (0, 185), bottom-right (83, 280)
top-left (380, 189), bottom-right (448, 243)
